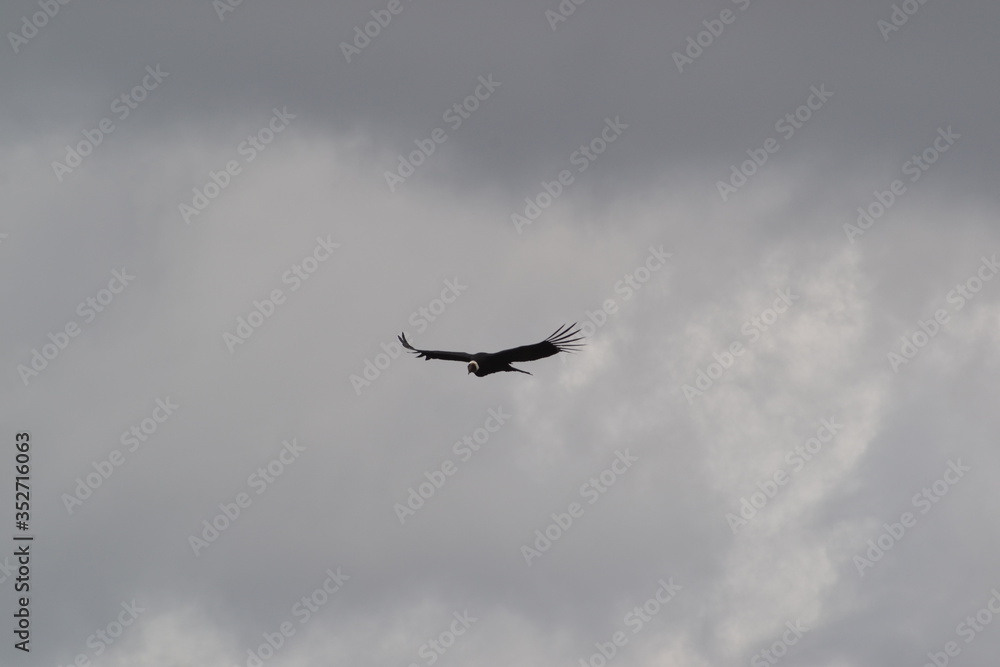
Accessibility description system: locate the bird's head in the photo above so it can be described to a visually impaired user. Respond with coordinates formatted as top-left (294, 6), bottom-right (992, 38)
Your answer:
top-left (467, 360), bottom-right (479, 375)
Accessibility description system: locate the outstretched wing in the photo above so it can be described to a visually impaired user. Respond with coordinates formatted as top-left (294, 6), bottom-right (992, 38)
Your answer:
top-left (493, 323), bottom-right (584, 363)
top-left (398, 332), bottom-right (475, 363)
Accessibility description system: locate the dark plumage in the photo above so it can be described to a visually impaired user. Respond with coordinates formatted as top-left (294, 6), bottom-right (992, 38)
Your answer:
top-left (398, 324), bottom-right (584, 376)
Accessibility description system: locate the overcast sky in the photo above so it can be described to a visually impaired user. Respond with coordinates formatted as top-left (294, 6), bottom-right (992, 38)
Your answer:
top-left (3, 1), bottom-right (1000, 666)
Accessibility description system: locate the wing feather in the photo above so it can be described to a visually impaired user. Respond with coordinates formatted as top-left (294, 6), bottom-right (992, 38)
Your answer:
top-left (398, 333), bottom-right (474, 362)
top-left (493, 323), bottom-right (584, 363)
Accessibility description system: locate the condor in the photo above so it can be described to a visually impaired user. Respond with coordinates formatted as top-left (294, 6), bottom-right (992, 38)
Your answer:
top-left (398, 324), bottom-right (583, 377)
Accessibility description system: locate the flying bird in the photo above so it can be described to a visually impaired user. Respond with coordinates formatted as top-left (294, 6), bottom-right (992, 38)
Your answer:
top-left (398, 324), bottom-right (583, 377)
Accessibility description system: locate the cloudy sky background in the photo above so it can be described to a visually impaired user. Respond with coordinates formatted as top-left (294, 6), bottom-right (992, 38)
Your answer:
top-left (3, 1), bottom-right (1000, 665)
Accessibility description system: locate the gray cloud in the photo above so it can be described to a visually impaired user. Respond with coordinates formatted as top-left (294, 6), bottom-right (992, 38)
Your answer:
top-left (2, 1), bottom-right (999, 666)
